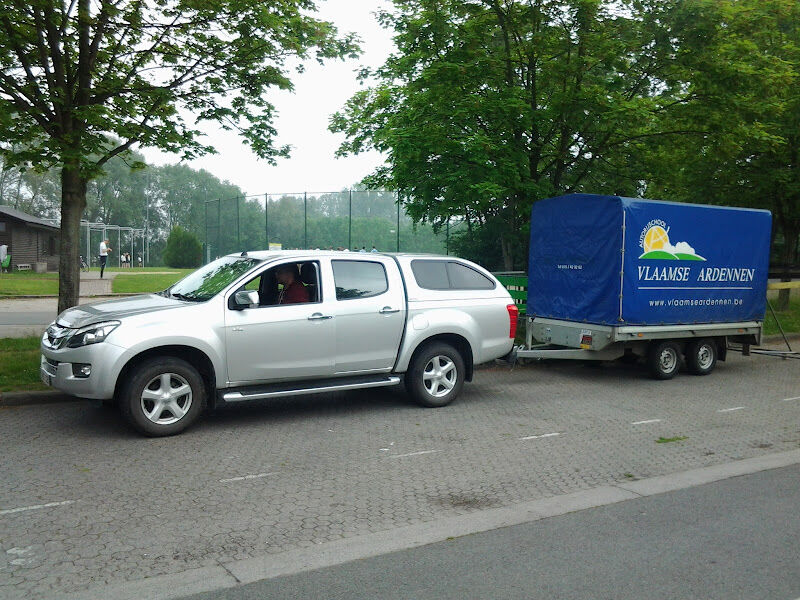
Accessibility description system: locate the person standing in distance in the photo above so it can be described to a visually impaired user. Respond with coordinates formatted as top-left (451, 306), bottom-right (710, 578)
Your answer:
top-left (99, 239), bottom-right (112, 278)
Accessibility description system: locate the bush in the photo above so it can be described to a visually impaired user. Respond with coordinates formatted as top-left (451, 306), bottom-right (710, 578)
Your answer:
top-left (162, 226), bottom-right (202, 268)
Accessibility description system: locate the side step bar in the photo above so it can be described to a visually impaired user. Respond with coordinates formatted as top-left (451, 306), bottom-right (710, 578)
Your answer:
top-left (222, 375), bottom-right (402, 402)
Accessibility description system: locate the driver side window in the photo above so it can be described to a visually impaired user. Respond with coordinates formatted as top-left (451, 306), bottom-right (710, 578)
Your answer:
top-left (236, 261), bottom-right (320, 307)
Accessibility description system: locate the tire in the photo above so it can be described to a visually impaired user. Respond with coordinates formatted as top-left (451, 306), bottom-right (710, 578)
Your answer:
top-left (405, 342), bottom-right (465, 408)
top-left (685, 338), bottom-right (717, 376)
top-left (646, 340), bottom-right (681, 380)
top-left (119, 357), bottom-right (206, 436)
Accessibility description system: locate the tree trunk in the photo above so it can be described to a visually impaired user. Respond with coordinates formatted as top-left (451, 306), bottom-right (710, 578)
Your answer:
top-left (500, 232), bottom-right (513, 271)
top-left (777, 224), bottom-right (798, 311)
top-left (58, 164), bottom-right (88, 314)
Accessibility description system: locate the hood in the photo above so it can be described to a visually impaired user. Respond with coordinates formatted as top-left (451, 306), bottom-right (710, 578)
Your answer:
top-left (56, 294), bottom-right (187, 328)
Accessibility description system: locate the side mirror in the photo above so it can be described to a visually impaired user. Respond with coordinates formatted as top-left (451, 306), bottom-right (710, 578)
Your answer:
top-left (233, 289), bottom-right (259, 310)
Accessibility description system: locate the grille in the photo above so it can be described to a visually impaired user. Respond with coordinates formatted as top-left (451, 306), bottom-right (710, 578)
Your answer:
top-left (44, 323), bottom-right (72, 349)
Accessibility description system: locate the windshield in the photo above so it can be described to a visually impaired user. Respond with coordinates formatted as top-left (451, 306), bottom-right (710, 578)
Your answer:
top-left (167, 256), bottom-right (261, 301)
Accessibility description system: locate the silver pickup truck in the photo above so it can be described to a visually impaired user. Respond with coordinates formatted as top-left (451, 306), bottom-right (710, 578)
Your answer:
top-left (41, 251), bottom-right (517, 436)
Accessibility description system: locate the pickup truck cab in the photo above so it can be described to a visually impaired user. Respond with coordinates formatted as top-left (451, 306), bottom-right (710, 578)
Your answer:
top-left (41, 251), bottom-right (517, 436)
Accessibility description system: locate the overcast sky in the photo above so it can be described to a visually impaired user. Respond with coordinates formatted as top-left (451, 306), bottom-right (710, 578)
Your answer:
top-left (140, 0), bottom-right (394, 197)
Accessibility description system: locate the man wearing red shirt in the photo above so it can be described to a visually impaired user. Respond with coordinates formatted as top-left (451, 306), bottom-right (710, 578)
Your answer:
top-left (275, 264), bottom-right (310, 304)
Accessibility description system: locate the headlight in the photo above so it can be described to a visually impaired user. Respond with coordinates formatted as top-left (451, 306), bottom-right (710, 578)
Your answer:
top-left (66, 321), bottom-right (121, 348)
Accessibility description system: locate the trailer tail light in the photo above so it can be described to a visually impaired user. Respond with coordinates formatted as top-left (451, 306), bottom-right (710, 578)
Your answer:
top-left (507, 304), bottom-right (519, 339)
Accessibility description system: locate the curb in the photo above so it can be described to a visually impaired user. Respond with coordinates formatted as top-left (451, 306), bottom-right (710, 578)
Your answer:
top-left (63, 449), bottom-right (800, 600)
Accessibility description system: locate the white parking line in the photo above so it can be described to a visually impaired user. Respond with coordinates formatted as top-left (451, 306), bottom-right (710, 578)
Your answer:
top-left (219, 472), bottom-right (275, 483)
top-left (0, 500), bottom-right (73, 516)
top-left (631, 419), bottom-right (662, 425)
top-left (717, 407), bottom-right (746, 413)
top-left (386, 450), bottom-right (439, 459)
top-left (519, 432), bottom-right (561, 441)
top-left (782, 396), bottom-right (800, 402)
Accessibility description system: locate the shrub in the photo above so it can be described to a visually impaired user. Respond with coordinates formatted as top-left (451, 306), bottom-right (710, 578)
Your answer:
top-left (162, 226), bottom-right (202, 268)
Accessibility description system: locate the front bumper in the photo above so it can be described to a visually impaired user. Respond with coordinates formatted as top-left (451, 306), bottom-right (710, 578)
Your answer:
top-left (40, 339), bottom-right (126, 400)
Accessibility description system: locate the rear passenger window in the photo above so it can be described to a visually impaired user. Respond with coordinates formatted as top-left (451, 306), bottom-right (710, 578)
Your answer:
top-left (332, 260), bottom-right (388, 300)
top-left (410, 261), bottom-right (449, 289)
top-left (446, 262), bottom-right (495, 289)
top-left (411, 260), bottom-right (495, 290)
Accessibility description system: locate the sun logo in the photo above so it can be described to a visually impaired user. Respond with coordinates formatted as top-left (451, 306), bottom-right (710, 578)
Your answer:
top-left (642, 225), bottom-right (670, 253)
top-left (639, 221), bottom-right (705, 261)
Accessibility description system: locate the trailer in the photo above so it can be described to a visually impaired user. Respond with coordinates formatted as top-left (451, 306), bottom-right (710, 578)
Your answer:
top-left (514, 194), bottom-right (772, 379)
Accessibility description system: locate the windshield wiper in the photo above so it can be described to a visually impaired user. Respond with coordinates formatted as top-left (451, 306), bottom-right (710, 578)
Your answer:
top-left (171, 292), bottom-right (202, 302)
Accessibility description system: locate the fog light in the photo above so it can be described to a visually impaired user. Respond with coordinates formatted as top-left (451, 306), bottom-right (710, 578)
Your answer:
top-left (73, 363), bottom-right (91, 378)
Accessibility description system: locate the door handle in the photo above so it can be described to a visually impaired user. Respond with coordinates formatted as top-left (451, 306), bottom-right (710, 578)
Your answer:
top-left (308, 312), bottom-right (334, 320)
top-left (379, 306), bottom-right (400, 314)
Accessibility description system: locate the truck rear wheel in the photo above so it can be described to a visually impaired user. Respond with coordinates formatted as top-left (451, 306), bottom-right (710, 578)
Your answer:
top-left (406, 342), bottom-right (465, 408)
top-left (647, 341), bottom-right (681, 380)
top-left (120, 357), bottom-right (206, 436)
top-left (686, 338), bottom-right (717, 375)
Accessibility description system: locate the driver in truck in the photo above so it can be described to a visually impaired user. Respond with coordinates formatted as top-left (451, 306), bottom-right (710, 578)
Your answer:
top-left (275, 263), bottom-right (309, 304)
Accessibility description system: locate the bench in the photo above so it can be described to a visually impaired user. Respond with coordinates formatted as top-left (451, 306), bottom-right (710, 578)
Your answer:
top-left (15, 263), bottom-right (31, 271)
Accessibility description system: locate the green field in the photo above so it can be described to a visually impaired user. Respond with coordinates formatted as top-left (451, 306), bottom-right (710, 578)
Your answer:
top-left (0, 337), bottom-right (48, 393)
top-left (0, 269), bottom-right (190, 296)
top-left (763, 298), bottom-right (800, 337)
top-left (111, 272), bottom-right (188, 293)
top-left (0, 272), bottom-right (59, 296)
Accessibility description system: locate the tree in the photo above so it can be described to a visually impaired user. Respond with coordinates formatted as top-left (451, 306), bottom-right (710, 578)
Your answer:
top-left (640, 0), bottom-right (800, 309)
top-left (331, 0), bottom-right (690, 269)
top-left (162, 226), bottom-right (202, 268)
top-left (0, 1), bottom-right (357, 312)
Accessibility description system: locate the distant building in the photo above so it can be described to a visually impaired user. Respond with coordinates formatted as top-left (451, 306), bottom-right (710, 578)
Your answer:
top-left (0, 205), bottom-right (61, 271)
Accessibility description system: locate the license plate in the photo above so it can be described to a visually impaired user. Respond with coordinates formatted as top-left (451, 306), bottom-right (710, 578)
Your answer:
top-left (40, 368), bottom-right (51, 386)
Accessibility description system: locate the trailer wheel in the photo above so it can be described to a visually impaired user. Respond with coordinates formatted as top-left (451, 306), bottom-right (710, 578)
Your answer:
top-left (647, 341), bottom-right (681, 380)
top-left (685, 338), bottom-right (717, 376)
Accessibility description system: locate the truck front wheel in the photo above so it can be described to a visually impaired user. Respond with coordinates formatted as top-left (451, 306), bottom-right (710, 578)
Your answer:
top-left (686, 339), bottom-right (717, 375)
top-left (406, 342), bottom-right (465, 408)
top-left (647, 341), bottom-right (681, 380)
top-left (120, 357), bottom-right (206, 436)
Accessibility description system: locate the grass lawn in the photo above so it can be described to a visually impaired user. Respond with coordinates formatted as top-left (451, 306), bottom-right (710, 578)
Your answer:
top-left (111, 272), bottom-right (188, 293)
top-left (0, 272), bottom-right (59, 296)
top-left (763, 298), bottom-right (800, 337)
top-left (0, 337), bottom-right (48, 393)
top-left (86, 266), bottom-right (187, 273)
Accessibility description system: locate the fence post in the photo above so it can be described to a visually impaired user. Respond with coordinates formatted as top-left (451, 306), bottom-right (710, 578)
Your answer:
top-left (265, 194), bottom-right (269, 249)
top-left (396, 190), bottom-right (400, 252)
top-left (217, 198), bottom-right (221, 257)
top-left (304, 192), bottom-right (308, 248)
top-left (204, 199), bottom-right (208, 262)
top-left (348, 189), bottom-right (352, 249)
top-left (236, 196), bottom-right (241, 250)
top-left (446, 219), bottom-right (450, 255)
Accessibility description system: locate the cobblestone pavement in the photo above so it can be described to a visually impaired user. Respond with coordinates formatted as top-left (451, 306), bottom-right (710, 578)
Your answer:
top-left (0, 353), bottom-right (798, 598)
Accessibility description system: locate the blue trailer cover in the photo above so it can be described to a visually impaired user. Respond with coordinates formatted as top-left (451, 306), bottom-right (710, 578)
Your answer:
top-left (527, 194), bottom-right (772, 326)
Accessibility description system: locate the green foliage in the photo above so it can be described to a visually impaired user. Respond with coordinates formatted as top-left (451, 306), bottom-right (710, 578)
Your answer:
top-left (0, 1), bottom-right (358, 177)
top-left (640, 0), bottom-right (800, 289)
top-left (162, 227), bottom-right (202, 268)
top-left (332, 0), bottom-right (688, 268)
top-left (0, 0), bottom-right (358, 312)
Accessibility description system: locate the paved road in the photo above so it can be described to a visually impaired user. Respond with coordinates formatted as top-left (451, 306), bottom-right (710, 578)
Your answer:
top-left (1, 351), bottom-right (798, 599)
top-left (180, 464), bottom-right (800, 600)
top-left (0, 298), bottom-right (109, 337)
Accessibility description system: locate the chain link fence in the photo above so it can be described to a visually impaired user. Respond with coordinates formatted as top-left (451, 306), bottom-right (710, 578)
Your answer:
top-left (204, 190), bottom-right (464, 262)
